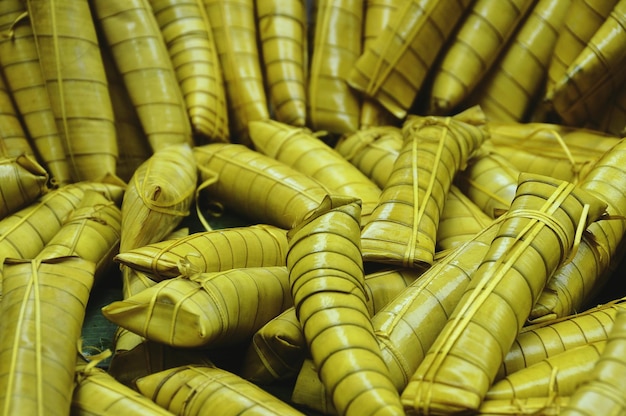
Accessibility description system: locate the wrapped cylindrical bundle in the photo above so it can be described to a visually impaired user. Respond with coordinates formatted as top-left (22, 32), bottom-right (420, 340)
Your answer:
top-left (136, 365), bottom-right (305, 415)
top-left (115, 224), bottom-right (288, 281)
top-left (240, 267), bottom-right (422, 384)
top-left (193, 143), bottom-right (328, 230)
top-left (594, 80), bottom-right (626, 137)
top-left (359, 0), bottom-right (402, 128)
top-left (548, 0), bottom-right (626, 126)
top-left (333, 125), bottom-right (403, 188)
top-left (308, 0), bottom-right (362, 134)
top-left (0, 257), bottom-right (95, 416)
top-left (0, 0), bottom-right (72, 186)
top-left (360, 106), bottom-right (488, 269)
top-left (473, 0), bottom-right (571, 122)
top-left (498, 298), bottom-right (624, 380)
top-left (287, 195), bottom-right (404, 415)
top-left (401, 172), bottom-right (608, 414)
top-left (488, 122), bottom-right (620, 184)
top-left (203, 0), bottom-right (269, 145)
top-left (0, 154), bottom-right (48, 220)
top-left (72, 355), bottom-right (175, 415)
top-left (545, 0), bottom-right (619, 98)
top-left (436, 184), bottom-right (494, 251)
top-left (249, 119), bottom-right (381, 224)
top-left (347, 0), bottom-right (474, 119)
top-left (561, 307), bottom-right (626, 416)
top-left (149, 0), bottom-right (229, 143)
top-left (0, 74), bottom-right (35, 159)
top-left (456, 145), bottom-right (520, 218)
top-left (256, 0), bottom-right (307, 127)
top-left (428, 0), bottom-right (537, 115)
top-left (26, 0), bottom-right (118, 182)
top-left (119, 143), bottom-right (197, 253)
top-left (35, 190), bottom-right (121, 284)
top-left (486, 341), bottom-right (606, 400)
top-left (101, 266), bottom-right (292, 348)
top-left (530, 133), bottom-right (626, 322)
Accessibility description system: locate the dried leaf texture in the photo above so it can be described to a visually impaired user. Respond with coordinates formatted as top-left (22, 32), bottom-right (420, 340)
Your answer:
top-left (115, 224), bottom-right (288, 281)
top-left (347, 0), bottom-right (473, 119)
top-left (72, 356), bottom-right (175, 415)
top-left (0, 154), bottom-right (49, 220)
top-left (361, 108), bottom-right (488, 269)
top-left (0, 0), bottom-right (71, 185)
top-left (26, 0), bottom-right (118, 182)
top-left (102, 266), bottom-right (292, 348)
top-left (561, 307), bottom-right (626, 416)
top-left (308, 0), bottom-right (362, 133)
top-left (0, 257), bottom-right (94, 416)
top-left (91, 0), bottom-right (193, 153)
top-left (256, 0), bottom-right (307, 127)
top-left (149, 0), bottom-right (229, 143)
top-left (401, 173), bottom-right (608, 414)
top-left (194, 143), bottom-right (328, 229)
top-left (136, 365), bottom-right (305, 415)
top-left (287, 195), bottom-right (404, 415)
top-left (249, 119), bottom-right (382, 224)
top-left (119, 143), bottom-right (197, 253)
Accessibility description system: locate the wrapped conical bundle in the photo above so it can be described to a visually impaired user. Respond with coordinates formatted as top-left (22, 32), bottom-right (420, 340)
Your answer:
top-left (498, 298), bottom-right (624, 380)
top-left (436, 184), bottom-right (494, 251)
top-left (401, 172), bottom-right (608, 414)
top-left (360, 106), bottom-right (488, 269)
top-left (240, 267), bottom-right (422, 384)
top-left (0, 0), bottom-right (72, 186)
top-left (488, 122), bottom-right (620, 184)
top-left (307, 0), bottom-right (362, 134)
top-left (91, 0), bottom-right (194, 153)
top-left (428, 0), bottom-right (537, 114)
top-left (478, 396), bottom-right (570, 415)
top-left (149, 0), bottom-right (229, 143)
top-left (561, 306), bottom-right (626, 416)
top-left (530, 130), bottom-right (626, 322)
top-left (135, 365), bottom-right (305, 415)
top-left (0, 180), bottom-right (124, 297)
top-left (333, 125), bottom-right (403, 188)
top-left (487, 341), bottom-right (606, 401)
top-left (548, 0), bottom-right (626, 126)
top-left (456, 144), bottom-right (520, 218)
top-left (0, 154), bottom-right (49, 220)
top-left (471, 0), bottom-right (570, 123)
top-left (72, 354), bottom-right (175, 415)
top-left (26, 0), bottom-right (118, 182)
top-left (35, 190), bottom-right (121, 284)
top-left (595, 80), bottom-right (626, 137)
top-left (249, 119), bottom-right (381, 224)
top-left (358, 0), bottom-right (403, 129)
top-left (115, 224), bottom-right (288, 281)
top-left (193, 143), bottom-right (328, 230)
top-left (287, 194), bottom-right (404, 415)
top-left (0, 73), bottom-right (35, 159)
top-left (119, 143), bottom-right (197, 253)
top-left (347, 0), bottom-right (474, 119)
top-left (203, 0), bottom-right (269, 145)
top-left (0, 257), bottom-right (95, 416)
top-left (255, 0), bottom-right (307, 127)
top-left (545, 0), bottom-right (618, 96)
top-left (102, 266), bottom-right (292, 348)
